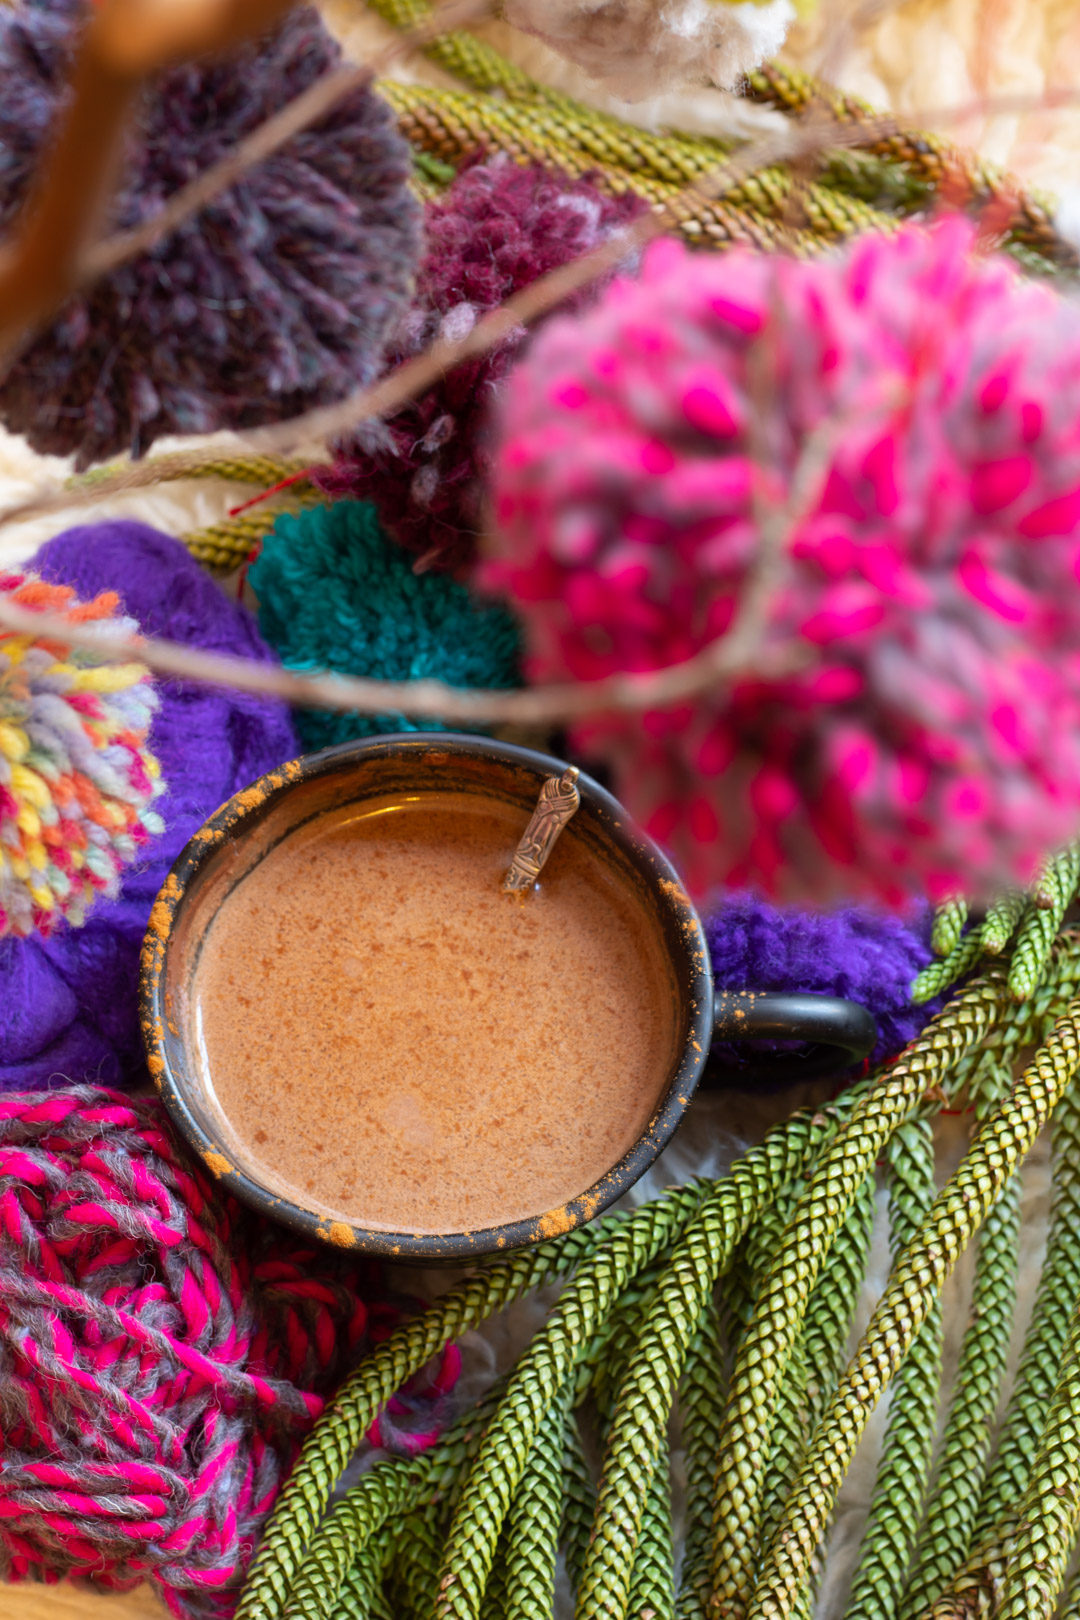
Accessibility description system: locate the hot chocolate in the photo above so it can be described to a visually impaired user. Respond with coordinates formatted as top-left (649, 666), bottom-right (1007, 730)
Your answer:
top-left (188, 791), bottom-right (677, 1234)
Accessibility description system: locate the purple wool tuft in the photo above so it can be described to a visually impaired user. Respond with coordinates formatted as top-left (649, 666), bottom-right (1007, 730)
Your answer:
top-left (0, 522), bottom-right (297, 1091)
top-left (0, 0), bottom-right (421, 468)
top-left (705, 892), bottom-right (935, 1075)
top-left (486, 221), bottom-right (1080, 906)
top-left (316, 156), bottom-right (646, 573)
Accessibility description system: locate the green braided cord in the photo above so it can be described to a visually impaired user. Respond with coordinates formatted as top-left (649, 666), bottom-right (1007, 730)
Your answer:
top-left (477, 1526), bottom-right (511, 1620)
top-left (912, 930), bottom-right (986, 1003)
top-left (676, 1301), bottom-right (728, 1620)
top-left (575, 1138), bottom-right (841, 1620)
top-left (281, 1461), bottom-right (427, 1620)
top-left (897, 1114), bottom-right (1021, 1617)
top-left (981, 893), bottom-right (1026, 957)
top-left (329, 1528), bottom-right (395, 1620)
top-left (427, 1184), bottom-right (739, 1620)
top-left (1009, 847), bottom-right (1080, 1000)
top-left (384, 1502), bottom-right (446, 1617)
top-left (744, 62), bottom-right (1075, 272)
top-left (757, 1329), bottom-right (810, 1561)
top-left (439, 1185), bottom-right (758, 1620)
top-left (69, 451), bottom-right (313, 491)
top-left (994, 1292), bottom-right (1080, 1620)
top-left (235, 1207), bottom-right (664, 1620)
top-left (1057, 1563), bottom-right (1080, 1620)
top-left (560, 1411), bottom-right (597, 1597)
top-left (501, 1392), bottom-right (569, 1620)
top-left (706, 976), bottom-right (1005, 1619)
top-left (915, 854), bottom-right (1080, 1004)
top-left (181, 495), bottom-right (323, 575)
top-left (744, 988), bottom-right (1080, 1620)
top-left (975, 1070), bottom-right (1080, 1533)
top-left (282, 1371), bottom-right (513, 1620)
top-left (933, 901), bottom-right (970, 959)
top-left (755, 1178), bottom-right (876, 1614)
top-left (802, 1172), bottom-right (877, 1431)
top-left (626, 1436), bottom-right (676, 1620)
top-left (67, 449), bottom-right (321, 575)
top-left (913, 1520), bottom-right (1013, 1620)
top-left (431, 1076), bottom-right (886, 1620)
top-left (786, 1173), bottom-right (877, 1616)
top-left (844, 1118), bottom-right (944, 1620)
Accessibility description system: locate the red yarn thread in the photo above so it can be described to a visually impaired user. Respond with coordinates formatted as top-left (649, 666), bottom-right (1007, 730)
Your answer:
top-left (0, 1088), bottom-right (456, 1617)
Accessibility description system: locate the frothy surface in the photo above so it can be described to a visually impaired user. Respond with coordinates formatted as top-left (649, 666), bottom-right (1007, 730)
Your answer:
top-left (189, 793), bottom-right (676, 1233)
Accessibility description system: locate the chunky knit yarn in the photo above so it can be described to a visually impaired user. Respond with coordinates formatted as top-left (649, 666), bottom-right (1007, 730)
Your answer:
top-left (0, 1088), bottom-right (456, 1618)
top-left (705, 891), bottom-right (934, 1082)
top-left (487, 221), bottom-right (1080, 906)
top-left (0, 522), bottom-right (296, 1091)
top-left (0, 570), bottom-right (163, 938)
top-left (250, 500), bottom-right (521, 752)
top-left (317, 158), bottom-right (646, 573)
top-left (502, 0), bottom-right (794, 98)
top-left (0, 0), bottom-right (421, 467)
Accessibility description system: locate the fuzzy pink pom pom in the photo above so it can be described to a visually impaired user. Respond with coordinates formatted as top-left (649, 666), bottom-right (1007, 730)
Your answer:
top-left (485, 221), bottom-right (1080, 906)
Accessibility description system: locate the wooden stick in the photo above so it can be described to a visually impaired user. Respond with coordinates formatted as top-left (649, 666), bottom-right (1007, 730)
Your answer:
top-left (0, 591), bottom-right (802, 726)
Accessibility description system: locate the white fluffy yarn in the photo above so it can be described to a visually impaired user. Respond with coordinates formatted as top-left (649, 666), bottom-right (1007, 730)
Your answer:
top-left (501, 0), bottom-right (794, 98)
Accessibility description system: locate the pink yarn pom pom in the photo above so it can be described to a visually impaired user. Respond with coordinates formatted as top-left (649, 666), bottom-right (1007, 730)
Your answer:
top-left (485, 220), bottom-right (1080, 906)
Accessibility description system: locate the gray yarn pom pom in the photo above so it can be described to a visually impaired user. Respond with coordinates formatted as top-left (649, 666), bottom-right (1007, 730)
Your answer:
top-left (0, 0), bottom-right (422, 468)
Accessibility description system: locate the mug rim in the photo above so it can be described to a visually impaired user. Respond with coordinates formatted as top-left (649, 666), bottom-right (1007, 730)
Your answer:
top-left (140, 732), bottom-right (714, 1261)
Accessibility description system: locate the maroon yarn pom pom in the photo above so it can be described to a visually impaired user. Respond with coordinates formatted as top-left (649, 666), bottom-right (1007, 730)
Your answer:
top-left (0, 0), bottom-right (421, 467)
top-left (0, 1089), bottom-right (456, 1618)
top-left (316, 156), bottom-right (646, 573)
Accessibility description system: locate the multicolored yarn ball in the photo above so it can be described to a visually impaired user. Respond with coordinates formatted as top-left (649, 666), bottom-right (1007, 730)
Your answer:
top-left (0, 0), bottom-right (421, 467)
top-left (487, 219), bottom-right (1080, 906)
top-left (317, 157), bottom-right (646, 573)
top-left (0, 1087), bottom-right (457, 1617)
top-left (704, 891), bottom-right (935, 1084)
top-left (0, 570), bottom-right (163, 939)
top-left (0, 520), bottom-right (297, 1091)
top-left (250, 500), bottom-right (522, 752)
top-left (502, 0), bottom-right (794, 98)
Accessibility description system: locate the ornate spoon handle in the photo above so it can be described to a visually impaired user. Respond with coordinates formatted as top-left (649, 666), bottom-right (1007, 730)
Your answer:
top-left (503, 766), bottom-right (581, 892)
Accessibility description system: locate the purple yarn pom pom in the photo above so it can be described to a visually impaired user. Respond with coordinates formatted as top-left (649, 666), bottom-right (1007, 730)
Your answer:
top-left (0, 522), bottom-right (297, 1090)
top-left (704, 892), bottom-right (935, 1080)
top-left (0, 0), bottom-right (421, 467)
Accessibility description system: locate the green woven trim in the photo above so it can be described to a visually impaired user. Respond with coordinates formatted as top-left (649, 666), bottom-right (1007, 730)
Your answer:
top-left (747, 969), bottom-right (1080, 1619)
top-left (917, 846), bottom-right (1080, 1004)
top-left (896, 1126), bottom-right (1020, 1614)
top-left (707, 975), bottom-right (1005, 1617)
top-left (844, 1117), bottom-right (943, 1620)
top-left (236, 936), bottom-right (1080, 1620)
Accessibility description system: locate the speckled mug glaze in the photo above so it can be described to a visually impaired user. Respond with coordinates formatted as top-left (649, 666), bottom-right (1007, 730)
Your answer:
top-left (140, 734), bottom-right (714, 1262)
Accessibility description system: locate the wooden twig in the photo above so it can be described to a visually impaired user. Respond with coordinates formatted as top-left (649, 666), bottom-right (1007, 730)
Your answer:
top-left (0, 590), bottom-right (803, 726)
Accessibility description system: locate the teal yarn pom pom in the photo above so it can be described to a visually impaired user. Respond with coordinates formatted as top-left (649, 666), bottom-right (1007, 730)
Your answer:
top-left (249, 502), bottom-right (522, 752)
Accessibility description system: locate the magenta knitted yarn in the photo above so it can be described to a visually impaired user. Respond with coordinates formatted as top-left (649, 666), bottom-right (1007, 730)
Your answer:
top-left (486, 220), bottom-right (1080, 906)
top-left (317, 156), bottom-right (645, 573)
top-left (0, 1089), bottom-right (456, 1617)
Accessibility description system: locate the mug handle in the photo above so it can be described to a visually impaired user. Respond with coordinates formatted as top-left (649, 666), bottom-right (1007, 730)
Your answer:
top-left (705, 990), bottom-right (878, 1087)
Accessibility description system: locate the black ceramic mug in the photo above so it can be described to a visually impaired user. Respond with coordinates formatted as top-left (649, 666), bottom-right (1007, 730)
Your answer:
top-left (141, 733), bottom-right (714, 1263)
